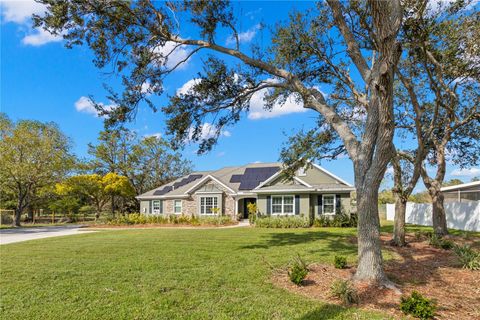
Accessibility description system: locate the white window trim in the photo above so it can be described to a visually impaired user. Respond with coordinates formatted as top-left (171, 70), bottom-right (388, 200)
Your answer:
top-left (174, 200), bottom-right (182, 214)
top-left (271, 195), bottom-right (295, 215)
top-left (322, 194), bottom-right (335, 215)
top-left (199, 196), bottom-right (219, 215)
top-left (152, 200), bottom-right (161, 214)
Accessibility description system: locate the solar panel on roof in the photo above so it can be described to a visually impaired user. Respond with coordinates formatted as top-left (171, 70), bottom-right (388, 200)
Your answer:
top-left (230, 174), bottom-right (243, 183)
top-left (237, 166), bottom-right (280, 190)
top-left (172, 174), bottom-right (203, 189)
top-left (153, 185), bottom-right (173, 195)
top-left (152, 174), bottom-right (203, 195)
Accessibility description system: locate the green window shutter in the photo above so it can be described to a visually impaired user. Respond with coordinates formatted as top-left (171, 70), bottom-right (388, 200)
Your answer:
top-left (266, 196), bottom-right (271, 215)
top-left (318, 195), bottom-right (323, 215)
top-left (335, 195), bottom-right (341, 214)
top-left (159, 200), bottom-right (163, 214)
top-left (149, 200), bottom-right (152, 214)
top-left (295, 195), bottom-right (300, 215)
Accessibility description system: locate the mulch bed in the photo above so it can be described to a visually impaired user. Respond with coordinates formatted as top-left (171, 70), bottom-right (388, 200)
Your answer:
top-left (273, 233), bottom-right (480, 319)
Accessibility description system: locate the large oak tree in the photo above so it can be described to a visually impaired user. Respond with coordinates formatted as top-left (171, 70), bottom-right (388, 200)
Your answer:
top-left (0, 114), bottom-right (75, 226)
top-left (35, 0), bottom-right (403, 284)
top-left (391, 0), bottom-right (480, 240)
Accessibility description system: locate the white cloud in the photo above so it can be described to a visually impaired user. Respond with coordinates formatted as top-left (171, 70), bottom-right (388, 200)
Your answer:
top-left (451, 167), bottom-right (480, 177)
top-left (226, 24), bottom-right (261, 45)
top-left (187, 122), bottom-right (231, 141)
top-left (176, 78), bottom-right (201, 96)
top-left (248, 85), bottom-right (307, 120)
top-left (144, 132), bottom-right (162, 139)
top-left (1, 0), bottom-right (45, 24)
top-left (245, 8), bottom-right (262, 20)
top-left (1, 0), bottom-right (62, 46)
top-left (74, 96), bottom-right (116, 117)
top-left (22, 27), bottom-right (62, 46)
top-left (153, 41), bottom-right (190, 70)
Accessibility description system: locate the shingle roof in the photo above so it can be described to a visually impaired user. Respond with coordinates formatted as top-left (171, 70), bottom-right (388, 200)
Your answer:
top-left (136, 162), bottom-right (355, 199)
top-left (137, 162), bottom-right (282, 199)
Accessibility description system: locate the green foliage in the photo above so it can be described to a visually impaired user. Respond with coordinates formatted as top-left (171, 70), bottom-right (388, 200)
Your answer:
top-left (453, 244), bottom-right (480, 270)
top-left (334, 255), bottom-right (347, 269)
top-left (288, 254), bottom-right (309, 286)
top-left (107, 213), bottom-right (234, 226)
top-left (48, 196), bottom-right (81, 214)
top-left (399, 291), bottom-right (436, 319)
top-left (428, 234), bottom-right (454, 250)
top-left (378, 189), bottom-right (395, 204)
top-left (330, 280), bottom-right (358, 305)
top-left (255, 216), bottom-right (310, 228)
top-left (88, 128), bottom-right (192, 203)
top-left (0, 114), bottom-right (75, 224)
top-left (442, 179), bottom-right (464, 187)
top-left (313, 214), bottom-right (357, 228)
top-left (55, 173), bottom-right (135, 217)
top-left (247, 202), bottom-right (257, 224)
top-left (408, 191), bottom-right (432, 203)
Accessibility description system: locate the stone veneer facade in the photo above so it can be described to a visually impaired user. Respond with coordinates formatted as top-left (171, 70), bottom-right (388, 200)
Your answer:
top-left (158, 180), bottom-right (236, 218)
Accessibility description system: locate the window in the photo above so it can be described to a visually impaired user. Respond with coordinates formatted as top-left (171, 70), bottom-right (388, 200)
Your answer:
top-left (174, 200), bottom-right (182, 214)
top-left (271, 195), bottom-right (295, 215)
top-left (200, 196), bottom-right (218, 215)
top-left (152, 200), bottom-right (161, 214)
top-left (322, 195), bottom-right (335, 215)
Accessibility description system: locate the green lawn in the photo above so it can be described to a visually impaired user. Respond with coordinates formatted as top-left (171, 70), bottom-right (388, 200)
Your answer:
top-left (0, 227), bottom-right (395, 320)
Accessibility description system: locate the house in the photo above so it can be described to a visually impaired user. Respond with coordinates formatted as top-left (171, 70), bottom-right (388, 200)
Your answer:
top-left (136, 162), bottom-right (355, 220)
top-left (441, 181), bottom-right (480, 203)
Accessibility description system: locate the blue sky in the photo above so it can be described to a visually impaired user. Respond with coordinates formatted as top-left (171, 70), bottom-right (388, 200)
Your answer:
top-left (1, 1), bottom-right (479, 189)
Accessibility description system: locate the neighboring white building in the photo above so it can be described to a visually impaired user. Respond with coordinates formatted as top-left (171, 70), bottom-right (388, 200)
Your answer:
top-left (385, 181), bottom-right (480, 232)
top-left (441, 181), bottom-right (480, 203)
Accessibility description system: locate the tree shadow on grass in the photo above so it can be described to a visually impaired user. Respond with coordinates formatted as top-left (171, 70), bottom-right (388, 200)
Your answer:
top-left (297, 304), bottom-right (356, 320)
top-left (239, 230), bottom-right (358, 257)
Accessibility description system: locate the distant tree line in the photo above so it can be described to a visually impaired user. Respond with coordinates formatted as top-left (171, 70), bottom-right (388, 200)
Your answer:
top-left (0, 113), bottom-right (192, 226)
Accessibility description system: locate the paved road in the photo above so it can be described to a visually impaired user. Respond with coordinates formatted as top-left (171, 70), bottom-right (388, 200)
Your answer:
top-left (0, 225), bottom-right (95, 245)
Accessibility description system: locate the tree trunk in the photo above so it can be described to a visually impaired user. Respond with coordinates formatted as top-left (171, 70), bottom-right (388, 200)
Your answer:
top-left (111, 195), bottom-right (115, 218)
top-left (13, 208), bottom-right (22, 227)
top-left (392, 196), bottom-right (407, 246)
top-left (13, 191), bottom-right (27, 227)
top-left (431, 188), bottom-right (448, 236)
top-left (354, 187), bottom-right (388, 284)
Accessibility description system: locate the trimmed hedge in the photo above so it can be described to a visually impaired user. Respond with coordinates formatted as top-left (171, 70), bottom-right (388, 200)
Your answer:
top-left (313, 214), bottom-right (357, 228)
top-left (107, 213), bottom-right (235, 226)
top-left (255, 216), bottom-right (310, 228)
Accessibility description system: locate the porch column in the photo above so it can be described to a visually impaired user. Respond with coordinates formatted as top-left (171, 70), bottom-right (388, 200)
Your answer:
top-left (234, 197), bottom-right (238, 219)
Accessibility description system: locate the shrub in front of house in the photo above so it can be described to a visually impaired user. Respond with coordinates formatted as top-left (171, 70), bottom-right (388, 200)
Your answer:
top-left (399, 291), bottom-right (436, 319)
top-left (313, 213), bottom-right (357, 228)
top-left (288, 254), bottom-right (309, 285)
top-left (453, 244), bottom-right (480, 270)
top-left (330, 279), bottom-right (358, 305)
top-left (198, 216), bottom-right (233, 226)
top-left (334, 255), bottom-right (347, 269)
top-left (107, 213), bottom-right (234, 226)
top-left (255, 216), bottom-right (310, 228)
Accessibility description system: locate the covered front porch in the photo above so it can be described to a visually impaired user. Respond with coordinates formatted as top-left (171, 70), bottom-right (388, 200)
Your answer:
top-left (234, 196), bottom-right (257, 220)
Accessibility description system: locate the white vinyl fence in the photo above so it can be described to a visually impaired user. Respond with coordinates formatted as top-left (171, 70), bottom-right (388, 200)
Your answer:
top-left (386, 201), bottom-right (480, 232)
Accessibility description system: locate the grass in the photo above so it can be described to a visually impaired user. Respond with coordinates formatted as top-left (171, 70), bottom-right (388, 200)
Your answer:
top-left (0, 227), bottom-right (390, 320)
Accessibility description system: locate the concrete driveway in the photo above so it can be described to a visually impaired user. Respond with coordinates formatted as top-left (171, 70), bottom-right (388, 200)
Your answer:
top-left (0, 225), bottom-right (95, 245)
